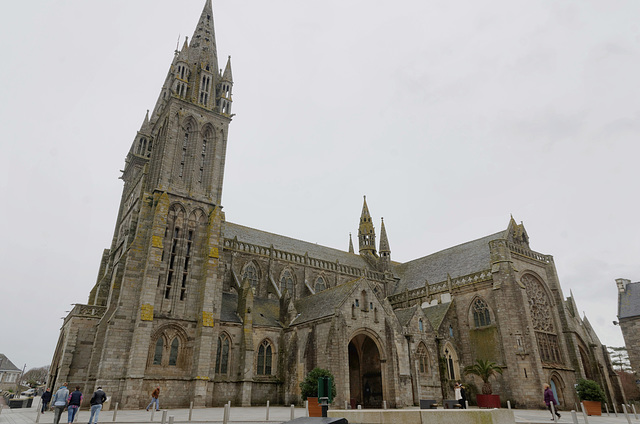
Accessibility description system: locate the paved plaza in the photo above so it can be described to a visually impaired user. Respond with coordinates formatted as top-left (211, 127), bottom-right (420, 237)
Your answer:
top-left (1, 397), bottom-right (638, 424)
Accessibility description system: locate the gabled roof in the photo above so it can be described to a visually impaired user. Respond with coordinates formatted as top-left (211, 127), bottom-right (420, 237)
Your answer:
top-left (394, 305), bottom-right (417, 327)
top-left (224, 222), bottom-right (372, 270)
top-left (292, 278), bottom-right (364, 325)
top-left (0, 354), bottom-right (20, 372)
top-left (618, 281), bottom-right (640, 319)
top-left (393, 231), bottom-right (506, 294)
top-left (422, 302), bottom-right (452, 331)
top-left (220, 292), bottom-right (281, 328)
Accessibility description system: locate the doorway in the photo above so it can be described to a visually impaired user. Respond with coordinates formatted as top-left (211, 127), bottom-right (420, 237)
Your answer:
top-left (348, 334), bottom-right (383, 408)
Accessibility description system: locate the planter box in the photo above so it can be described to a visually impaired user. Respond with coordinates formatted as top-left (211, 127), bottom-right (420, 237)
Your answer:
top-left (307, 397), bottom-right (322, 417)
top-left (476, 394), bottom-right (500, 408)
top-left (582, 400), bottom-right (602, 416)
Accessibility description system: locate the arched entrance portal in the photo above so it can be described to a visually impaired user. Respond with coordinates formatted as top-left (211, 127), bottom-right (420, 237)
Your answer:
top-left (348, 334), bottom-right (383, 408)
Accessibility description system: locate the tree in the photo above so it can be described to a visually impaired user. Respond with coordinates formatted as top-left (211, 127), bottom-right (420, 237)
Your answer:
top-left (463, 359), bottom-right (503, 395)
top-left (22, 365), bottom-right (50, 387)
top-left (299, 368), bottom-right (336, 403)
top-left (575, 379), bottom-right (606, 402)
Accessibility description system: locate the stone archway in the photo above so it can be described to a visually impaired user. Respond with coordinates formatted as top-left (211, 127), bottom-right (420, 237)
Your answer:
top-left (348, 334), bottom-right (383, 408)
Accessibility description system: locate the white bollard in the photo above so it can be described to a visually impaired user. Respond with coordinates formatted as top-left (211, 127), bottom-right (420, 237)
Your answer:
top-left (606, 403), bottom-right (610, 416)
top-left (344, 401), bottom-right (348, 410)
top-left (227, 402), bottom-right (231, 420)
top-left (465, 400), bottom-right (469, 409)
top-left (112, 402), bottom-right (118, 422)
top-left (161, 409), bottom-right (167, 424)
top-left (75, 406), bottom-right (81, 423)
top-left (383, 400), bottom-right (387, 410)
top-left (551, 403), bottom-right (558, 423)
top-left (623, 404), bottom-right (633, 424)
top-left (36, 399), bottom-right (42, 423)
top-left (580, 402), bottom-right (590, 424)
top-left (189, 401), bottom-right (193, 421)
top-left (614, 403), bottom-right (619, 417)
top-left (222, 404), bottom-right (229, 424)
top-left (358, 405), bottom-right (362, 410)
top-left (168, 416), bottom-right (174, 424)
top-left (571, 410), bottom-right (578, 424)
top-left (151, 407), bottom-right (155, 422)
top-left (507, 400), bottom-right (511, 410)
top-left (290, 404), bottom-right (295, 420)
top-left (306, 400), bottom-right (309, 417)
top-left (266, 400), bottom-right (270, 420)
top-left (632, 403), bottom-right (638, 420)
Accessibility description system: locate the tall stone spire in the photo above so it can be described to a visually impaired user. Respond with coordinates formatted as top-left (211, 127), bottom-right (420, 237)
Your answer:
top-left (358, 196), bottom-right (376, 255)
top-left (188, 0), bottom-right (218, 73)
top-left (348, 233), bottom-right (354, 254)
top-left (379, 218), bottom-right (391, 271)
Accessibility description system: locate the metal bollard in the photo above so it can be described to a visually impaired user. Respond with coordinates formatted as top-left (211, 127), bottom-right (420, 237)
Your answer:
top-left (551, 403), bottom-right (558, 423)
top-left (606, 403), bottom-right (610, 416)
top-left (580, 402), bottom-right (590, 424)
top-left (161, 410), bottom-right (167, 424)
top-left (266, 401), bottom-right (270, 420)
top-left (571, 410), bottom-right (578, 424)
top-left (623, 404), bottom-right (632, 424)
top-left (358, 405), bottom-right (362, 410)
top-left (507, 400), bottom-right (511, 410)
top-left (614, 403), bottom-right (619, 417)
top-left (465, 400), bottom-right (469, 410)
top-left (168, 416), bottom-right (174, 424)
top-left (306, 400), bottom-right (309, 417)
top-left (151, 407), bottom-right (155, 422)
top-left (344, 401), bottom-right (348, 410)
top-left (112, 402), bottom-right (118, 422)
top-left (290, 404), bottom-right (295, 420)
top-left (189, 401), bottom-right (193, 421)
top-left (227, 401), bottom-right (231, 420)
top-left (75, 406), bottom-right (81, 423)
top-left (36, 399), bottom-right (42, 423)
top-left (632, 404), bottom-right (638, 420)
top-left (222, 404), bottom-right (228, 424)
top-left (383, 401), bottom-right (387, 410)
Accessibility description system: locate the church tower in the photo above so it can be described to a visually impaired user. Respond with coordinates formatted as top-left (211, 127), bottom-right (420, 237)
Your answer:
top-left (358, 196), bottom-right (377, 256)
top-left (379, 218), bottom-right (391, 272)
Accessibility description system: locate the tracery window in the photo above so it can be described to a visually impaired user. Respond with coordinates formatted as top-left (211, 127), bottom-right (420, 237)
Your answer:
top-left (243, 264), bottom-right (258, 289)
top-left (148, 326), bottom-right (188, 369)
top-left (169, 338), bottom-right (179, 366)
top-left (153, 339), bottom-right (163, 365)
top-left (472, 298), bottom-right (491, 327)
top-left (315, 277), bottom-right (326, 292)
top-left (280, 270), bottom-right (294, 294)
top-left (416, 343), bottom-right (428, 374)
top-left (257, 339), bottom-right (273, 375)
top-left (523, 274), bottom-right (563, 364)
top-left (215, 333), bottom-right (230, 375)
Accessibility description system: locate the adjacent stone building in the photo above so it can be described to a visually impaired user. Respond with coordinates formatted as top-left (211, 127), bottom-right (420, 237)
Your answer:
top-left (0, 353), bottom-right (21, 391)
top-left (616, 279), bottom-right (640, 380)
top-left (47, 0), bottom-right (623, 410)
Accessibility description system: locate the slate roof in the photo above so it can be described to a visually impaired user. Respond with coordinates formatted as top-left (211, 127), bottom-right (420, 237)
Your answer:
top-left (394, 306), bottom-right (417, 327)
top-left (392, 231), bottom-right (506, 294)
top-left (422, 302), bottom-right (452, 331)
top-left (0, 354), bottom-right (20, 372)
top-left (618, 281), bottom-right (640, 319)
top-left (291, 278), bottom-right (362, 326)
top-left (224, 222), bottom-right (372, 270)
top-left (220, 292), bottom-right (282, 328)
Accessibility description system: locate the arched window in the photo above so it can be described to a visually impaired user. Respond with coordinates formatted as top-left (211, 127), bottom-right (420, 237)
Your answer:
top-left (443, 343), bottom-right (460, 380)
top-left (315, 277), bottom-right (326, 292)
top-left (169, 338), bottom-right (179, 366)
top-left (419, 318), bottom-right (424, 332)
top-left (416, 343), bottom-right (428, 374)
top-left (257, 340), bottom-right (273, 375)
top-left (522, 274), bottom-right (563, 364)
top-left (215, 334), bottom-right (230, 374)
top-left (472, 298), bottom-right (491, 327)
top-left (280, 270), bottom-right (294, 294)
top-left (153, 338), bottom-right (163, 365)
top-left (243, 264), bottom-right (258, 289)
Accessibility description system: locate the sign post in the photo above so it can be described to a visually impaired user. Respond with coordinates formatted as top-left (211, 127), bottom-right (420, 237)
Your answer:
top-left (318, 377), bottom-right (331, 418)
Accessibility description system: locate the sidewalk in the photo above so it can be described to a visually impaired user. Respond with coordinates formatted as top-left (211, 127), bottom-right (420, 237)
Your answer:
top-left (1, 397), bottom-right (638, 424)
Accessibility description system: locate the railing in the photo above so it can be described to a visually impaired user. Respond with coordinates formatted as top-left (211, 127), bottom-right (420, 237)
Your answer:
top-left (63, 304), bottom-right (107, 325)
top-left (507, 242), bottom-right (552, 263)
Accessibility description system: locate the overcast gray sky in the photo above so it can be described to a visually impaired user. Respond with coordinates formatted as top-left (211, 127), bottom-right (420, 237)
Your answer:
top-left (1, 1), bottom-right (639, 371)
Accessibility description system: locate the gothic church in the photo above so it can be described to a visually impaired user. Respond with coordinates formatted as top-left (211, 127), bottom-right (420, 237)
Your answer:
top-left (48, 1), bottom-right (623, 410)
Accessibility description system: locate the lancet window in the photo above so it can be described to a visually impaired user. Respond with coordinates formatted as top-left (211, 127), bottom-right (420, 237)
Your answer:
top-left (257, 339), bottom-right (273, 375)
top-left (472, 298), bottom-right (491, 327)
top-left (215, 333), bottom-right (230, 375)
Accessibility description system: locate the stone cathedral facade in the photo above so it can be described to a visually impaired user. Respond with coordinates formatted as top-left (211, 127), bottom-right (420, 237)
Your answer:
top-left (48, 1), bottom-right (624, 410)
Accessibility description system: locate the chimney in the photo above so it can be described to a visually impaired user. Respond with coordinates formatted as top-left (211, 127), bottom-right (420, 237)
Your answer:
top-left (616, 278), bottom-right (631, 293)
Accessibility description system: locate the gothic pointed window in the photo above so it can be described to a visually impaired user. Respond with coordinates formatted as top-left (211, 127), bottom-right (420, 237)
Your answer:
top-left (416, 342), bottom-right (428, 374)
top-left (257, 339), bottom-right (273, 375)
top-left (419, 318), bottom-right (424, 332)
top-left (443, 343), bottom-right (459, 380)
top-left (169, 338), bottom-right (179, 366)
top-left (280, 270), bottom-right (294, 294)
top-left (315, 277), bottom-right (326, 292)
top-left (243, 264), bottom-right (258, 290)
top-left (153, 338), bottom-right (163, 365)
top-left (472, 298), bottom-right (491, 327)
top-left (215, 333), bottom-right (230, 375)
top-left (522, 274), bottom-right (563, 364)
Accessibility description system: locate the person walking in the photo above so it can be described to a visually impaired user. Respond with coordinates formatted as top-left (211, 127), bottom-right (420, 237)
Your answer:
top-left (544, 383), bottom-right (561, 420)
top-left (88, 387), bottom-right (107, 424)
top-left (41, 388), bottom-right (52, 413)
top-left (52, 383), bottom-right (70, 424)
top-left (67, 386), bottom-right (83, 424)
top-left (459, 384), bottom-right (467, 409)
top-left (146, 386), bottom-right (160, 411)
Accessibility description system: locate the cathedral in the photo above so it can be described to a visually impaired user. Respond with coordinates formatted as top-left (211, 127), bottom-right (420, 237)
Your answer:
top-left (48, 1), bottom-right (624, 410)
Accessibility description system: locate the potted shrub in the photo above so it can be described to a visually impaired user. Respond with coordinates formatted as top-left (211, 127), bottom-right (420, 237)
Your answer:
top-left (464, 359), bottom-right (503, 408)
top-left (576, 379), bottom-right (605, 416)
top-left (300, 368), bottom-right (336, 417)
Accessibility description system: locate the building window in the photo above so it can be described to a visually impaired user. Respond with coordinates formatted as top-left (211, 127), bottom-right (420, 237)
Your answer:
top-left (257, 340), bottom-right (272, 375)
top-left (153, 338), bottom-right (163, 365)
top-left (179, 129), bottom-right (189, 178)
top-left (243, 264), bottom-right (258, 289)
top-left (472, 298), bottom-right (491, 327)
top-left (523, 274), bottom-right (563, 364)
top-left (280, 270), bottom-right (294, 294)
top-left (215, 334), bottom-right (230, 374)
top-left (169, 338), bottom-right (179, 366)
top-left (315, 277), bottom-right (326, 292)
top-left (419, 318), bottom-right (424, 332)
top-left (416, 343), bottom-right (428, 374)
top-left (443, 343), bottom-right (459, 380)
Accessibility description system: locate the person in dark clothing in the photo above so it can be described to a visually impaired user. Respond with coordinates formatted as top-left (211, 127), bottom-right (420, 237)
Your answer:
top-left (459, 384), bottom-right (467, 409)
top-left (67, 386), bottom-right (83, 424)
top-left (544, 383), bottom-right (561, 420)
top-left (88, 387), bottom-right (107, 424)
top-left (41, 388), bottom-right (52, 413)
